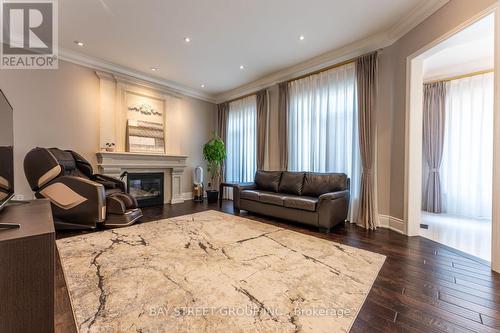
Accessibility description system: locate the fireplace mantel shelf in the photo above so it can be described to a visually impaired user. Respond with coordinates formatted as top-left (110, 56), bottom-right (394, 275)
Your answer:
top-left (96, 151), bottom-right (187, 168)
top-left (96, 151), bottom-right (188, 204)
top-left (96, 151), bottom-right (188, 159)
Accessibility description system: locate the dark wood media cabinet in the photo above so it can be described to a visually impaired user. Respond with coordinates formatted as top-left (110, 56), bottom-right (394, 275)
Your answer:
top-left (0, 199), bottom-right (55, 333)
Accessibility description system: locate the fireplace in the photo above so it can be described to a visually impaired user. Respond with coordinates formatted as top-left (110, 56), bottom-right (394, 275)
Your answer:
top-left (127, 172), bottom-right (164, 207)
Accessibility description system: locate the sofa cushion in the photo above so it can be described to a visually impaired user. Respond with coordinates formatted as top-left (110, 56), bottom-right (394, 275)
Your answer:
top-left (240, 190), bottom-right (260, 202)
top-left (278, 172), bottom-right (305, 195)
top-left (255, 171), bottom-right (282, 192)
top-left (302, 173), bottom-right (348, 197)
top-left (258, 192), bottom-right (285, 206)
top-left (283, 195), bottom-right (318, 212)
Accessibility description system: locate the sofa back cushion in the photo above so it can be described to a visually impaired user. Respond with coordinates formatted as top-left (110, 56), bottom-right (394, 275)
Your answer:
top-left (254, 171), bottom-right (282, 192)
top-left (301, 172), bottom-right (348, 197)
top-left (278, 172), bottom-right (305, 195)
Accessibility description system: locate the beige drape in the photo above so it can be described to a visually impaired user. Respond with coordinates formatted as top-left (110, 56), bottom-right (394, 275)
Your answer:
top-left (278, 82), bottom-right (289, 171)
top-left (217, 102), bottom-right (229, 182)
top-left (356, 52), bottom-right (379, 230)
top-left (256, 89), bottom-right (268, 171)
top-left (422, 82), bottom-right (446, 213)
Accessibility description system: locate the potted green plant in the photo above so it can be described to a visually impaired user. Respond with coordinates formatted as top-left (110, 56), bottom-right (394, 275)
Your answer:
top-left (202, 132), bottom-right (226, 203)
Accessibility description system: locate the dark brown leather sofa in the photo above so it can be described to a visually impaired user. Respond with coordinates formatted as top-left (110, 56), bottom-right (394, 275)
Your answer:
top-left (233, 171), bottom-right (350, 232)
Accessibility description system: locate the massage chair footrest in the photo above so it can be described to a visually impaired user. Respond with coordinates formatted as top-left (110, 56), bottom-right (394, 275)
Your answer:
top-left (104, 208), bottom-right (142, 227)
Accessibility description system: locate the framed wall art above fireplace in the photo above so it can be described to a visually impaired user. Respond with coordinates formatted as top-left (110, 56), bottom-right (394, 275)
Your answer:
top-left (126, 90), bottom-right (165, 154)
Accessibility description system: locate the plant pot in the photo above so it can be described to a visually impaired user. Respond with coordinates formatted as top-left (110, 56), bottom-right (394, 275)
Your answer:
top-left (206, 190), bottom-right (219, 204)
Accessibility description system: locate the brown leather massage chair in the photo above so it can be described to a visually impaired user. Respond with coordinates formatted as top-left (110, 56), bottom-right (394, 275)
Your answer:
top-left (24, 147), bottom-right (142, 229)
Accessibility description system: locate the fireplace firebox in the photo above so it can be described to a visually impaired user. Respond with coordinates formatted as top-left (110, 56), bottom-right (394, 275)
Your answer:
top-left (127, 172), bottom-right (164, 207)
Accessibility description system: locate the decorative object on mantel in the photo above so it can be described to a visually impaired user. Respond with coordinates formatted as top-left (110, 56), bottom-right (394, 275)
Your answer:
top-left (128, 103), bottom-right (163, 117)
top-left (193, 166), bottom-right (204, 202)
top-left (202, 132), bottom-right (226, 203)
top-left (126, 120), bottom-right (165, 154)
top-left (103, 142), bottom-right (116, 152)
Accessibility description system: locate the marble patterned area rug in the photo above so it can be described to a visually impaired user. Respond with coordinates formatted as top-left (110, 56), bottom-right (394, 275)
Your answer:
top-left (57, 211), bottom-right (385, 333)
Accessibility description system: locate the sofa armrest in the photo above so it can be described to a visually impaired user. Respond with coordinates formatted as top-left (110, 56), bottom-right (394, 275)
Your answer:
top-left (318, 190), bottom-right (349, 203)
top-left (318, 190), bottom-right (350, 230)
top-left (40, 176), bottom-right (106, 226)
top-left (232, 183), bottom-right (257, 210)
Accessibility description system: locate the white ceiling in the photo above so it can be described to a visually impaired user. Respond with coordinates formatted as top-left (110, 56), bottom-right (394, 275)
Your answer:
top-left (423, 14), bottom-right (494, 81)
top-left (59, 0), bottom-right (443, 99)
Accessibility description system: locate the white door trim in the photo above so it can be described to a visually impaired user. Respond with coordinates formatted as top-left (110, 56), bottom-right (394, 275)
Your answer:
top-left (492, 5), bottom-right (500, 272)
top-left (404, 3), bottom-right (499, 271)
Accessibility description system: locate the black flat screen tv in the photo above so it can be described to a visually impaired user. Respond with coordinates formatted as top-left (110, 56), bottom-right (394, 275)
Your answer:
top-left (0, 89), bottom-right (14, 212)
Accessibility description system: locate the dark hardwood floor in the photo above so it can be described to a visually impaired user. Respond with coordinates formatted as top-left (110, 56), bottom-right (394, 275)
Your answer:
top-left (55, 200), bottom-right (500, 333)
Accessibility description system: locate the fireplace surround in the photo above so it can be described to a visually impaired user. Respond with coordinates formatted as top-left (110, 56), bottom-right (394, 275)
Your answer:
top-left (96, 151), bottom-right (188, 204)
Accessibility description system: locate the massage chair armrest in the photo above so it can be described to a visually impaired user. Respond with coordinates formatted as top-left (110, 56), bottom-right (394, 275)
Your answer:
top-left (232, 183), bottom-right (257, 210)
top-left (93, 174), bottom-right (126, 191)
top-left (318, 190), bottom-right (350, 230)
top-left (40, 176), bottom-right (107, 225)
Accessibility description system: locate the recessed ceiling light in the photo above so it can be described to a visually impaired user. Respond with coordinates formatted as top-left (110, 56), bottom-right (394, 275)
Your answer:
top-left (299, 35), bottom-right (305, 41)
top-left (184, 37), bottom-right (191, 43)
top-left (74, 40), bottom-right (84, 46)
top-left (151, 67), bottom-right (158, 71)
top-left (201, 84), bottom-right (206, 88)
top-left (239, 65), bottom-right (245, 70)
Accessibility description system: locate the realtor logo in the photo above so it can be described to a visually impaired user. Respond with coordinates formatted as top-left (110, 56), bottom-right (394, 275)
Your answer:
top-left (1, 0), bottom-right (58, 69)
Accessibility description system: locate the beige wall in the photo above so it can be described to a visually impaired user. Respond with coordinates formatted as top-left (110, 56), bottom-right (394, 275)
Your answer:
top-left (379, 0), bottom-right (496, 219)
top-left (375, 45), bottom-right (396, 216)
top-left (176, 95), bottom-right (218, 192)
top-left (0, 60), bottom-right (216, 199)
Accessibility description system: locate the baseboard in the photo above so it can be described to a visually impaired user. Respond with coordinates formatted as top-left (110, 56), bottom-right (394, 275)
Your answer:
top-left (378, 214), bottom-right (406, 234)
top-left (181, 192), bottom-right (194, 200)
top-left (167, 192), bottom-right (195, 204)
top-left (167, 195), bottom-right (408, 234)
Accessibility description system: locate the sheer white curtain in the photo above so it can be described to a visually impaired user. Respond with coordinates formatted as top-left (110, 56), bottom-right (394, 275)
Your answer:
top-left (441, 73), bottom-right (493, 219)
top-left (225, 95), bottom-right (257, 183)
top-left (288, 63), bottom-right (361, 222)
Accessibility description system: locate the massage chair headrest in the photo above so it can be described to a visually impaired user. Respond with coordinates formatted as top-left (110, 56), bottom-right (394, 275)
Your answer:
top-left (24, 147), bottom-right (94, 191)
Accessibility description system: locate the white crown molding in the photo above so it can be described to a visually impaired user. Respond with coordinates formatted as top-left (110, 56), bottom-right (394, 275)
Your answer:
top-left (59, 48), bottom-right (217, 103)
top-left (215, 0), bottom-right (449, 104)
top-left (58, 0), bottom-right (448, 105)
top-left (95, 70), bottom-right (186, 100)
top-left (214, 31), bottom-right (392, 103)
top-left (386, 0), bottom-right (450, 43)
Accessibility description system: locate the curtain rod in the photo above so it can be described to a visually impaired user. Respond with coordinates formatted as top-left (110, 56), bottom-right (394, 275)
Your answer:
top-left (285, 58), bottom-right (356, 83)
top-left (284, 49), bottom-right (381, 84)
top-left (223, 91), bottom-right (259, 105)
top-left (424, 69), bottom-right (494, 84)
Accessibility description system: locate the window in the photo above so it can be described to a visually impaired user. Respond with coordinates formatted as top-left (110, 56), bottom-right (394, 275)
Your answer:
top-left (287, 63), bottom-right (361, 221)
top-left (441, 72), bottom-right (493, 218)
top-left (225, 95), bottom-right (257, 183)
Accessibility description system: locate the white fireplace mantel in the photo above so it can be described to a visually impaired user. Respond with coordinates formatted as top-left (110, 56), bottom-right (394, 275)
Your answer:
top-left (96, 151), bottom-right (188, 204)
